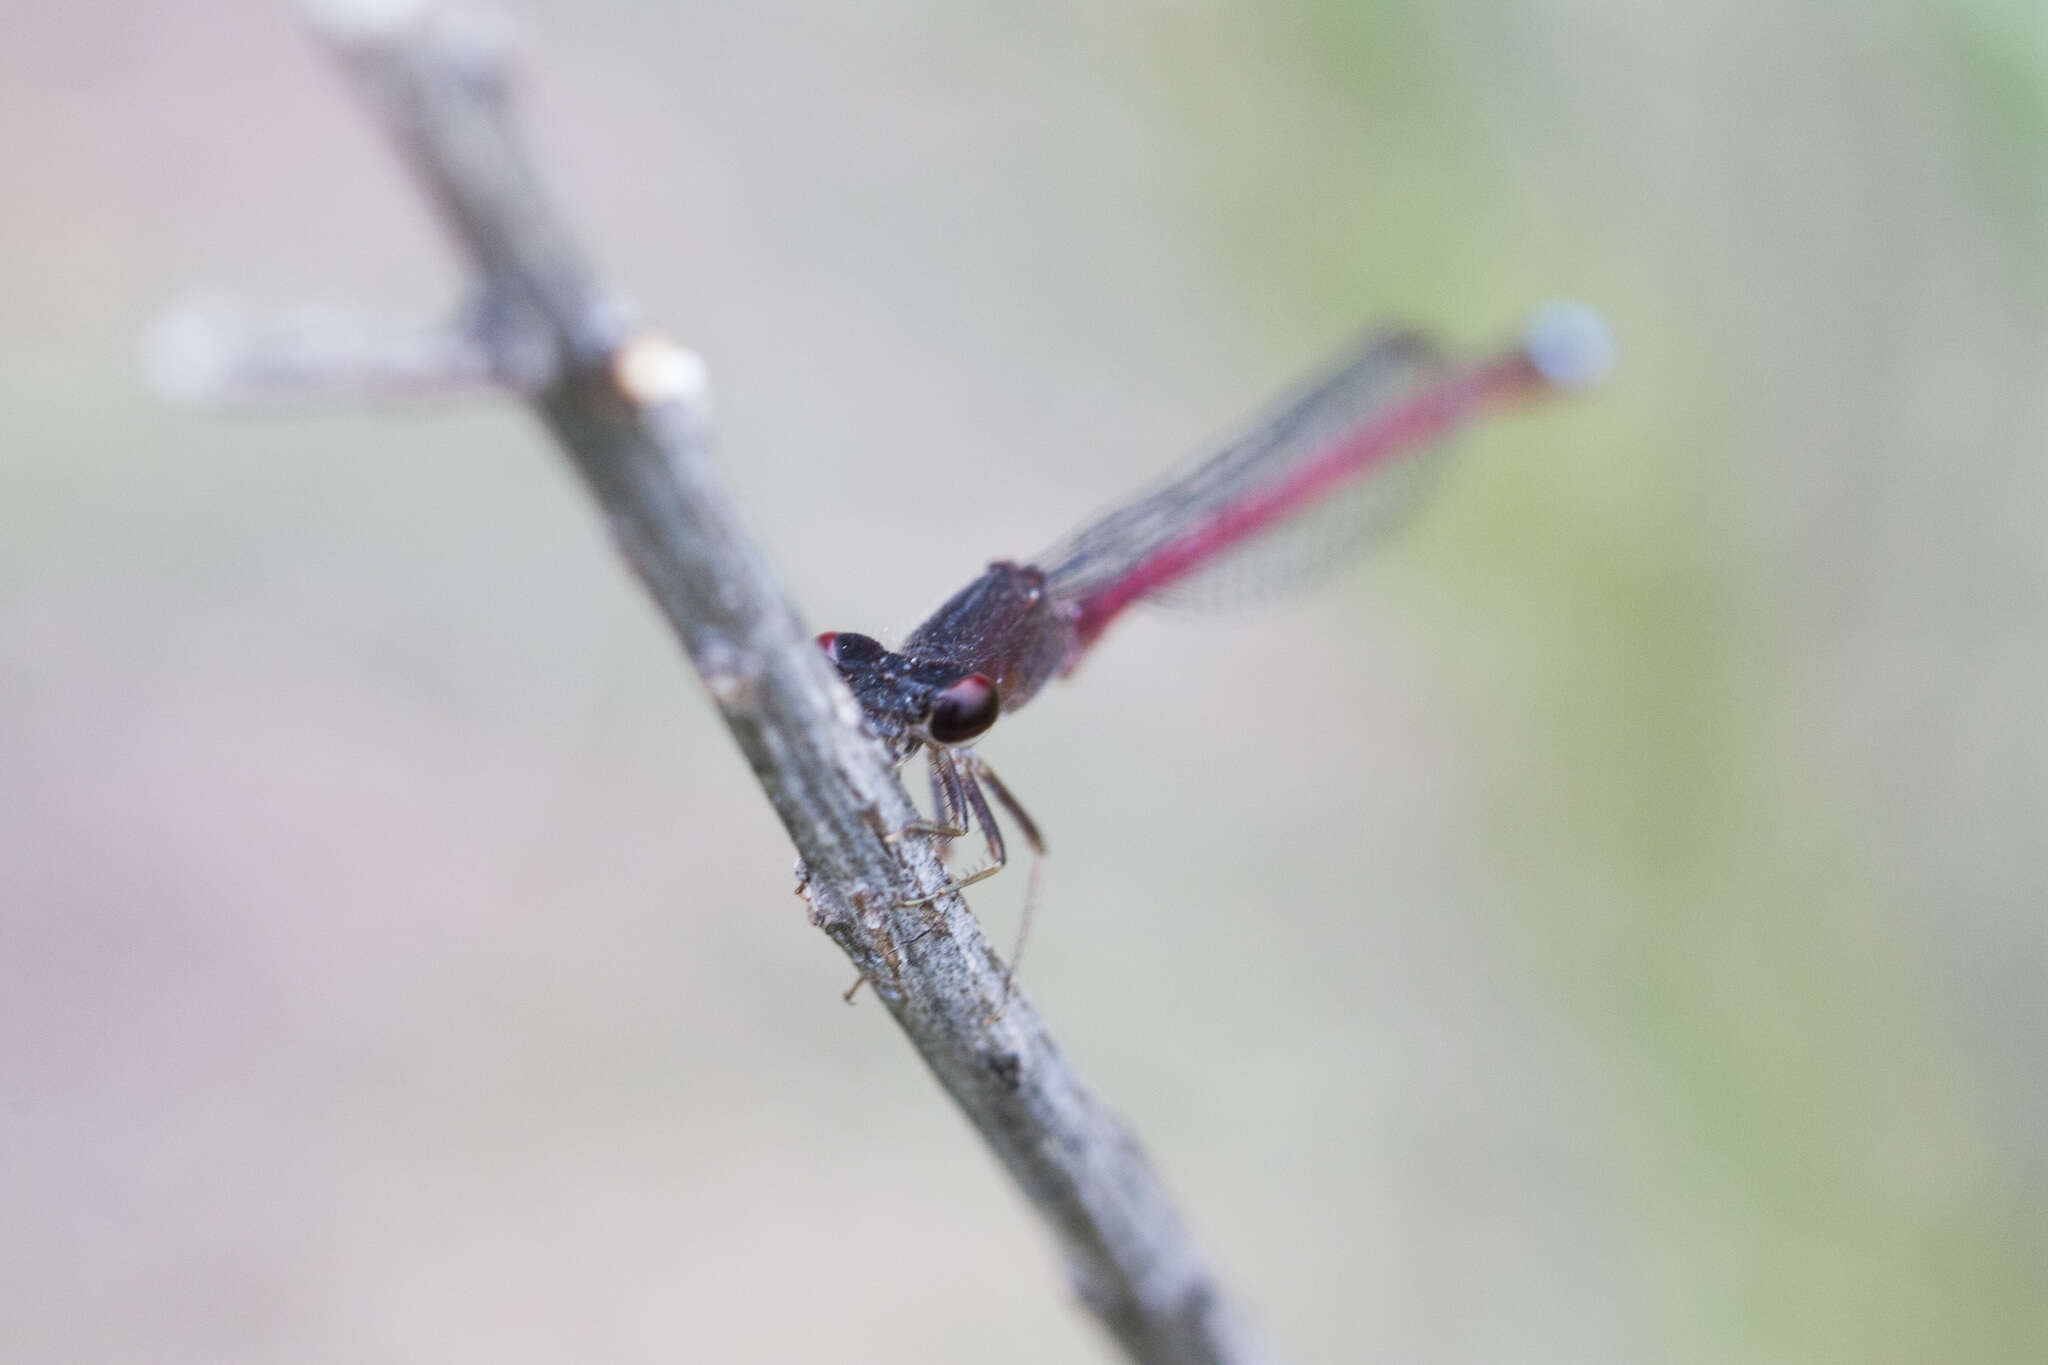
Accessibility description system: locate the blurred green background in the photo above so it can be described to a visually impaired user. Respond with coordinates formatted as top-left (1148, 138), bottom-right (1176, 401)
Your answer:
top-left (4, 1), bottom-right (2044, 1361)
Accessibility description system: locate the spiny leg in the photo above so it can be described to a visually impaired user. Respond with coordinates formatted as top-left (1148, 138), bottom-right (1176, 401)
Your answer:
top-left (858, 751), bottom-right (965, 1002)
top-left (929, 746), bottom-right (973, 854)
top-left (852, 750), bottom-right (973, 1002)
top-left (955, 759), bottom-right (1008, 878)
top-left (965, 754), bottom-right (1047, 1011)
top-left (900, 747), bottom-right (1009, 906)
top-left (971, 759), bottom-right (1045, 858)
top-left (882, 747), bottom-right (969, 844)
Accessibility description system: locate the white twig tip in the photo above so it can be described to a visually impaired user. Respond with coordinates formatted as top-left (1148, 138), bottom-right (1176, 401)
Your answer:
top-left (1523, 300), bottom-right (1614, 389)
top-left (612, 333), bottom-right (711, 411)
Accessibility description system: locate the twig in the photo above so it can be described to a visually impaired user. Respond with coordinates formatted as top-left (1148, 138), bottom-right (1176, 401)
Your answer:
top-left (137, 289), bottom-right (554, 407)
top-left (168, 4), bottom-right (1284, 1362)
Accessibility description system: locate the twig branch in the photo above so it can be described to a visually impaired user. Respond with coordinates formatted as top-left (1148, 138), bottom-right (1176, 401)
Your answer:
top-left (169, 4), bottom-right (1284, 1362)
top-left (138, 292), bottom-right (546, 406)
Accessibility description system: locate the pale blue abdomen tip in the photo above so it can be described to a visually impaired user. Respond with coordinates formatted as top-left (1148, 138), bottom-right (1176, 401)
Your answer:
top-left (1523, 300), bottom-right (1614, 389)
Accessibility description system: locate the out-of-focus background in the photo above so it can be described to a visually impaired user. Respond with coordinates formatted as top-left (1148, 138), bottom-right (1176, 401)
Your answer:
top-left (5, 1), bottom-right (2045, 1361)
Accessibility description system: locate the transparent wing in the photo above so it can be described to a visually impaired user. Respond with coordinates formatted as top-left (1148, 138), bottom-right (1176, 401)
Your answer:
top-left (1034, 329), bottom-right (1454, 609)
top-left (1143, 435), bottom-right (1453, 609)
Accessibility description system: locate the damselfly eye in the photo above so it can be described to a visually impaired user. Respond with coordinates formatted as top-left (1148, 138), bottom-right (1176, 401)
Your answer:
top-left (927, 673), bottom-right (999, 745)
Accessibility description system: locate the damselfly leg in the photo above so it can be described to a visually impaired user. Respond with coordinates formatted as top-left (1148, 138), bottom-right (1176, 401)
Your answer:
top-left (891, 747), bottom-right (1048, 1004)
top-left (897, 747), bottom-right (1039, 903)
top-left (968, 756), bottom-right (1047, 1009)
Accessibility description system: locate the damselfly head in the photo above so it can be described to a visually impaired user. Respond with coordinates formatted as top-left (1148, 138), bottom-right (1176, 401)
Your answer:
top-left (818, 631), bottom-right (1001, 751)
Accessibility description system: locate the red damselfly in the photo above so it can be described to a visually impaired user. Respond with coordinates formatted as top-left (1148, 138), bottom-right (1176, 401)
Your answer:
top-left (819, 303), bottom-right (1611, 943)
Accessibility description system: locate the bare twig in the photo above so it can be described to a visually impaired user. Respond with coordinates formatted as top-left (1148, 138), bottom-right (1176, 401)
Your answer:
top-left (163, 3), bottom-right (1284, 1362)
top-left (138, 289), bottom-right (555, 407)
